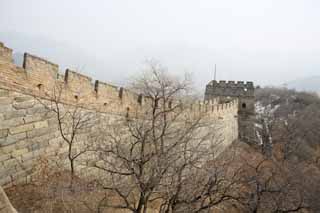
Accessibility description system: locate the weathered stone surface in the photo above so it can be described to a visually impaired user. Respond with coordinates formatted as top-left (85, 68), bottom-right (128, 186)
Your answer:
top-left (0, 97), bottom-right (13, 105)
top-left (0, 144), bottom-right (15, 154)
top-left (13, 99), bottom-right (35, 109)
top-left (23, 114), bottom-right (43, 123)
top-left (26, 106), bottom-right (48, 115)
top-left (0, 154), bottom-right (10, 162)
top-left (33, 120), bottom-right (48, 129)
top-left (0, 133), bottom-right (26, 146)
top-left (0, 117), bottom-right (24, 129)
top-left (26, 127), bottom-right (51, 139)
top-left (0, 104), bottom-right (13, 113)
top-left (4, 109), bottom-right (26, 120)
top-left (11, 148), bottom-right (28, 158)
top-left (14, 96), bottom-right (32, 102)
top-left (2, 158), bottom-right (19, 169)
top-left (0, 88), bottom-right (9, 97)
top-left (9, 123), bottom-right (34, 134)
top-left (0, 129), bottom-right (8, 138)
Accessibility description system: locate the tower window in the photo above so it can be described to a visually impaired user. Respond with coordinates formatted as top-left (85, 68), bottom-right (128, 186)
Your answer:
top-left (242, 103), bottom-right (246, 109)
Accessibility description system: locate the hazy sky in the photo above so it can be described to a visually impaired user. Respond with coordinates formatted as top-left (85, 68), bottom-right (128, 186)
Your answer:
top-left (1, 0), bottom-right (320, 88)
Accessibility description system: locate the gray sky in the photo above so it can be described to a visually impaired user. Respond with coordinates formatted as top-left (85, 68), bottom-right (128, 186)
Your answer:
top-left (1, 0), bottom-right (320, 89)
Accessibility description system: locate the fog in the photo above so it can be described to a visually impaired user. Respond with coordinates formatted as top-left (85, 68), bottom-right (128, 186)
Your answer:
top-left (1, 0), bottom-right (320, 89)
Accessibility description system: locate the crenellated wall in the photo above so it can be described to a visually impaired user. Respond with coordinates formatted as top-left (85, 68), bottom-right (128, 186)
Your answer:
top-left (0, 42), bottom-right (239, 188)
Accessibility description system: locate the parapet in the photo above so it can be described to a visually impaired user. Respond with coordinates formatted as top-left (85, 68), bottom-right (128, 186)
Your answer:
top-left (65, 69), bottom-right (93, 95)
top-left (0, 41), bottom-right (239, 117)
top-left (23, 53), bottom-right (59, 89)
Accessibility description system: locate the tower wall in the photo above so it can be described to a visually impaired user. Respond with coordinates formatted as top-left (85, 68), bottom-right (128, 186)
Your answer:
top-left (205, 80), bottom-right (256, 142)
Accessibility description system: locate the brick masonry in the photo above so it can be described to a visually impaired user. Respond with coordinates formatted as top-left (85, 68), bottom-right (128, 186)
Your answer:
top-left (0, 42), bottom-right (240, 210)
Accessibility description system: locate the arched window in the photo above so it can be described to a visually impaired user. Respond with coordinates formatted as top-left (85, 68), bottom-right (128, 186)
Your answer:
top-left (242, 103), bottom-right (246, 109)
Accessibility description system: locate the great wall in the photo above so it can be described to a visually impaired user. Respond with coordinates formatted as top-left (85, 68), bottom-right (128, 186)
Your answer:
top-left (0, 41), bottom-right (255, 212)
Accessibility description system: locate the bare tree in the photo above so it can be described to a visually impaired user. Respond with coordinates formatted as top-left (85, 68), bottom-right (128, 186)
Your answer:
top-left (93, 62), bottom-right (241, 213)
top-left (36, 84), bottom-right (96, 184)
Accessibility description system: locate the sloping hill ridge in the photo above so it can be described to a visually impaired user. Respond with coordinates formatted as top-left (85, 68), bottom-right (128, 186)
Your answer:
top-left (285, 76), bottom-right (320, 93)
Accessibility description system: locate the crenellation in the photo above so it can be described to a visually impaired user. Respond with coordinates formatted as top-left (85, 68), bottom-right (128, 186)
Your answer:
top-left (64, 69), bottom-right (94, 96)
top-left (94, 80), bottom-right (119, 101)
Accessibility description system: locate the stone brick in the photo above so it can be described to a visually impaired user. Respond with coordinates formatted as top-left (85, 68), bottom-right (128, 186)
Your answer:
top-left (29, 143), bottom-right (40, 151)
top-left (0, 176), bottom-right (11, 187)
top-left (12, 99), bottom-right (35, 110)
top-left (0, 154), bottom-right (10, 162)
top-left (20, 152), bottom-right (34, 162)
top-left (0, 88), bottom-right (9, 97)
top-left (14, 139), bottom-right (29, 149)
top-left (9, 124), bottom-right (34, 134)
top-left (0, 97), bottom-right (13, 105)
top-left (0, 129), bottom-right (8, 138)
top-left (26, 106), bottom-right (48, 115)
top-left (11, 148), bottom-right (28, 158)
top-left (23, 114), bottom-right (43, 123)
top-left (4, 109), bottom-right (26, 120)
top-left (13, 96), bottom-right (31, 102)
top-left (0, 144), bottom-right (15, 154)
top-left (0, 117), bottom-right (24, 129)
top-left (33, 120), bottom-right (48, 129)
top-left (0, 104), bottom-right (13, 113)
top-left (2, 158), bottom-right (19, 169)
top-left (0, 133), bottom-right (26, 146)
top-left (26, 127), bottom-right (51, 139)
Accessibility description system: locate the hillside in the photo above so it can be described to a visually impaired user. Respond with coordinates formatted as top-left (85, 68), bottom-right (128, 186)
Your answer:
top-left (285, 76), bottom-right (320, 93)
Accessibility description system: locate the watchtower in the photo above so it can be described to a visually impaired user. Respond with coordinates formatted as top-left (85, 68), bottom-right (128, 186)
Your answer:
top-left (204, 80), bottom-right (255, 142)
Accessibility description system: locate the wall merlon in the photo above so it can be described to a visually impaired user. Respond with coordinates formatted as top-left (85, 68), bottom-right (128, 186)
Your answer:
top-left (23, 53), bottom-right (58, 90)
top-left (64, 69), bottom-right (93, 95)
top-left (94, 80), bottom-right (119, 101)
top-left (120, 88), bottom-right (140, 106)
top-left (23, 53), bottom-right (58, 69)
top-left (0, 42), bottom-right (13, 63)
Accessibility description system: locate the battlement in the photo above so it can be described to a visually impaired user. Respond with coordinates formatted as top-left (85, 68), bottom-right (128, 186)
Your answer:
top-left (209, 80), bottom-right (254, 88)
top-left (0, 41), bottom-right (238, 117)
top-left (205, 80), bottom-right (255, 99)
top-left (0, 41), bottom-right (240, 190)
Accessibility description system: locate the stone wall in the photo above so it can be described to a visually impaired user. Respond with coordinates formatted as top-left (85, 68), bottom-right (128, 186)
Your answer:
top-left (0, 41), bottom-right (239, 189)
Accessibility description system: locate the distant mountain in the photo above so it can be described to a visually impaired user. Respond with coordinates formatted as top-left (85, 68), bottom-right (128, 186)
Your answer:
top-left (284, 76), bottom-right (320, 93)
